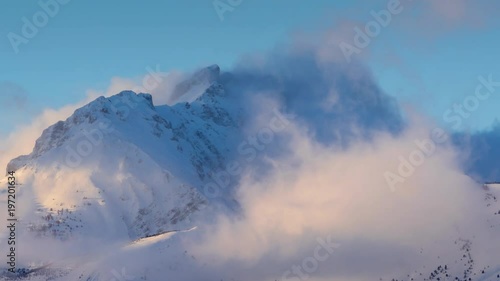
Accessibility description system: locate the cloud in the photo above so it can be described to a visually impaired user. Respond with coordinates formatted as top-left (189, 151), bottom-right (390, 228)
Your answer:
top-left (228, 48), bottom-right (404, 147)
top-left (452, 122), bottom-right (500, 182)
top-left (424, 0), bottom-right (496, 29)
top-left (167, 27), bottom-right (499, 280)
top-left (185, 98), bottom-right (496, 281)
top-left (2, 9), bottom-right (500, 280)
top-left (187, 130), bottom-right (494, 281)
top-left (158, 38), bottom-right (499, 280)
top-left (85, 67), bottom-right (187, 106)
top-left (393, 0), bottom-right (497, 39)
top-left (0, 96), bottom-right (94, 175)
top-left (428, 0), bottom-right (468, 23)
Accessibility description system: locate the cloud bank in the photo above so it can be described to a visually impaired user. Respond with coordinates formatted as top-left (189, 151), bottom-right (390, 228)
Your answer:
top-left (1, 2), bottom-right (500, 280)
top-left (179, 40), bottom-right (499, 281)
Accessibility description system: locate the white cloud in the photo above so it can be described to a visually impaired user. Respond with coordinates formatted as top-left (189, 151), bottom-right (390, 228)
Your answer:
top-left (187, 112), bottom-right (498, 280)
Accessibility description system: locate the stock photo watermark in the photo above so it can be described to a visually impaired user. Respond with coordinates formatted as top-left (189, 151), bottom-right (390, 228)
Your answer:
top-left (7, 0), bottom-right (72, 54)
top-left (281, 235), bottom-right (340, 281)
top-left (339, 0), bottom-right (412, 63)
top-left (385, 74), bottom-right (500, 192)
top-left (64, 65), bottom-right (168, 168)
top-left (109, 267), bottom-right (135, 281)
top-left (384, 128), bottom-right (448, 192)
top-left (202, 108), bottom-right (296, 199)
top-left (443, 74), bottom-right (500, 130)
top-left (213, 0), bottom-right (243, 21)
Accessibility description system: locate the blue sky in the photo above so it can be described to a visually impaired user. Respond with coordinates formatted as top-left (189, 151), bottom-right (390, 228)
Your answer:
top-left (1, 0), bottom-right (499, 135)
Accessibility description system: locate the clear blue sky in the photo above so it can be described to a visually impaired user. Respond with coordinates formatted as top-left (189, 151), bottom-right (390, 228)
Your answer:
top-left (1, 0), bottom-right (499, 134)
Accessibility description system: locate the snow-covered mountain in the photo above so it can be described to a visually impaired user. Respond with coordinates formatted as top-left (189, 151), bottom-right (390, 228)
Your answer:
top-left (5, 66), bottom-right (246, 241)
top-left (1, 62), bottom-right (500, 281)
top-left (169, 64), bottom-right (221, 103)
top-left (0, 65), bottom-right (251, 280)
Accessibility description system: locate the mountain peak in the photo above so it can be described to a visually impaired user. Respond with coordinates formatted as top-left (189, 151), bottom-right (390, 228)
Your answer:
top-left (169, 64), bottom-right (221, 104)
top-left (205, 64), bottom-right (221, 74)
top-left (71, 91), bottom-right (156, 123)
top-left (6, 91), bottom-right (160, 173)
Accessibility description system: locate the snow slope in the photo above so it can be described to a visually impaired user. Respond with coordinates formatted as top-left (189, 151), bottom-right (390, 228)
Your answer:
top-left (0, 65), bottom-right (249, 279)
